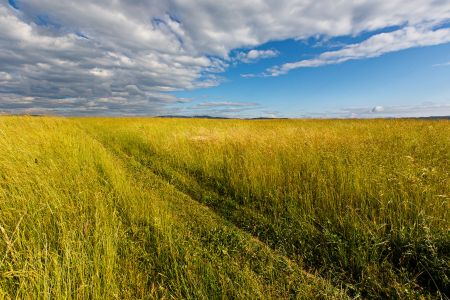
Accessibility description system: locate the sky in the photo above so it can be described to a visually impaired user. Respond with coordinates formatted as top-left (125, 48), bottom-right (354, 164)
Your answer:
top-left (1, 0), bottom-right (450, 118)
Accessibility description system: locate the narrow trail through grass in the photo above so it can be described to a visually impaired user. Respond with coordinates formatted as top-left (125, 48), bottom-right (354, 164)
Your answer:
top-left (1, 116), bottom-right (448, 299)
top-left (78, 118), bottom-right (347, 299)
top-left (78, 117), bottom-right (449, 299)
top-left (0, 116), bottom-right (346, 299)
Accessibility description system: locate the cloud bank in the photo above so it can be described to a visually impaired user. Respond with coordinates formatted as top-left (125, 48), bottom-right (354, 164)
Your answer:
top-left (294, 102), bottom-right (450, 119)
top-left (1, 0), bottom-right (450, 115)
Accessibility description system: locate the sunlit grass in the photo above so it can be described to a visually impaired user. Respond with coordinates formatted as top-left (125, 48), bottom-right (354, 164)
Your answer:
top-left (0, 116), bottom-right (448, 298)
top-left (0, 116), bottom-right (343, 299)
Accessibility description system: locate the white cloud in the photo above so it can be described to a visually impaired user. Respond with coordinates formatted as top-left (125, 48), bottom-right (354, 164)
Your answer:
top-left (288, 102), bottom-right (450, 119)
top-left (236, 49), bottom-right (278, 63)
top-left (265, 26), bottom-right (450, 76)
top-left (371, 106), bottom-right (384, 113)
top-left (193, 101), bottom-right (259, 108)
top-left (0, 72), bottom-right (12, 81)
top-left (311, 102), bottom-right (450, 118)
top-left (1, 1), bottom-right (450, 114)
top-left (433, 61), bottom-right (450, 67)
top-left (165, 0), bottom-right (450, 56)
top-left (89, 68), bottom-right (113, 78)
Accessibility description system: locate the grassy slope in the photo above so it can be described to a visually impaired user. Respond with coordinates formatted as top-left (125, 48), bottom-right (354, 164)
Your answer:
top-left (0, 117), bottom-right (344, 299)
top-left (78, 117), bottom-right (449, 299)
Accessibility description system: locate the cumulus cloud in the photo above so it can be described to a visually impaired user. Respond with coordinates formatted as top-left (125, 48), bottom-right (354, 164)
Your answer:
top-left (1, 0), bottom-right (450, 115)
top-left (0, 72), bottom-right (12, 81)
top-left (89, 68), bottom-right (113, 78)
top-left (165, 0), bottom-right (450, 56)
top-left (0, 3), bottom-right (221, 115)
top-left (236, 49), bottom-right (278, 63)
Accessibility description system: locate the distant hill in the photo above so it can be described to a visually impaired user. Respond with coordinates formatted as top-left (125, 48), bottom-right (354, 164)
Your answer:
top-left (157, 115), bottom-right (450, 120)
top-left (158, 115), bottom-right (230, 119)
top-left (415, 115), bottom-right (450, 120)
top-left (157, 115), bottom-right (288, 120)
top-left (0, 114), bottom-right (448, 120)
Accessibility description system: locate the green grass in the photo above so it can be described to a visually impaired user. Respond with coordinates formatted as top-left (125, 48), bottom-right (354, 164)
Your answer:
top-left (0, 116), bottom-right (448, 299)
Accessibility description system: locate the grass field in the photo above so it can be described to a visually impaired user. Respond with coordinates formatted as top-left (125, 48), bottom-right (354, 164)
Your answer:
top-left (0, 116), bottom-right (448, 299)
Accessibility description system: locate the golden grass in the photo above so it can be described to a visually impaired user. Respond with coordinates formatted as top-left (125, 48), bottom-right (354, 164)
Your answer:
top-left (0, 116), bottom-right (448, 298)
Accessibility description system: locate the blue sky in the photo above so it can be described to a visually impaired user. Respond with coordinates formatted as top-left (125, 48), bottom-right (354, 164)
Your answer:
top-left (175, 38), bottom-right (450, 117)
top-left (1, 1), bottom-right (450, 117)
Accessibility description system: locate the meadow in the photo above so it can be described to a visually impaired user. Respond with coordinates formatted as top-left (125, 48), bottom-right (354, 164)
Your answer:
top-left (0, 116), bottom-right (448, 299)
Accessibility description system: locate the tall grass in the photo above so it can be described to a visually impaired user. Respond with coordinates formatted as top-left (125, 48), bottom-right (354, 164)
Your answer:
top-left (80, 117), bottom-right (449, 298)
top-left (0, 116), bottom-right (344, 299)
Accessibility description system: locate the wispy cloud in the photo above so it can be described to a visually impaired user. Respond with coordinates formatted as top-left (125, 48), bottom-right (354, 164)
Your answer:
top-left (432, 61), bottom-right (450, 67)
top-left (192, 101), bottom-right (259, 108)
top-left (297, 102), bottom-right (450, 119)
top-left (169, 100), bottom-right (270, 118)
top-left (263, 26), bottom-right (450, 76)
